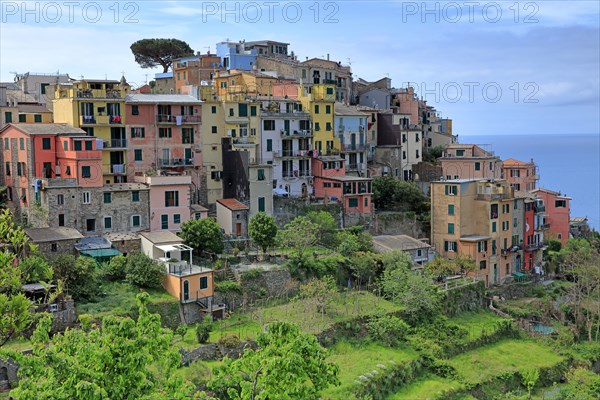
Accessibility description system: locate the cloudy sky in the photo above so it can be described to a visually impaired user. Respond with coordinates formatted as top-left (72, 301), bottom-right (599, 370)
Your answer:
top-left (1, 1), bottom-right (599, 136)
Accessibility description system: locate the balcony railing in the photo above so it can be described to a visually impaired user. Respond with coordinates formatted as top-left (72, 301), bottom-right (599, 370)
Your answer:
top-left (109, 115), bottom-right (122, 124)
top-left (159, 158), bottom-right (194, 167)
top-left (156, 115), bottom-right (201, 123)
top-left (80, 115), bottom-right (96, 125)
top-left (282, 170), bottom-right (311, 178)
top-left (525, 242), bottom-right (547, 251)
top-left (281, 129), bottom-right (312, 137)
top-left (75, 89), bottom-right (125, 99)
top-left (341, 143), bottom-right (368, 152)
top-left (476, 193), bottom-right (510, 201)
top-left (232, 137), bottom-right (256, 146)
top-left (110, 164), bottom-right (126, 174)
top-left (106, 139), bottom-right (127, 149)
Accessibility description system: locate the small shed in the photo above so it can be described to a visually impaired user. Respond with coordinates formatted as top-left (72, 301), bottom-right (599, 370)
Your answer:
top-left (372, 235), bottom-right (436, 265)
top-left (24, 227), bottom-right (83, 259)
top-left (75, 236), bottom-right (122, 263)
top-left (216, 198), bottom-right (249, 237)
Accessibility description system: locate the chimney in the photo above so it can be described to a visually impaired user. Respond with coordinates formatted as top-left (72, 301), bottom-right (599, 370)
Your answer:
top-left (327, 53), bottom-right (330, 61)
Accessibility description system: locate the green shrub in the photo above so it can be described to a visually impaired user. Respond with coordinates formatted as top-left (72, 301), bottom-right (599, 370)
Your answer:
top-left (241, 268), bottom-right (262, 281)
top-left (124, 253), bottom-right (165, 288)
top-left (215, 280), bottom-right (242, 294)
top-left (104, 255), bottom-right (128, 281)
top-left (367, 314), bottom-right (409, 347)
top-left (218, 333), bottom-right (241, 348)
top-left (195, 316), bottom-right (213, 344)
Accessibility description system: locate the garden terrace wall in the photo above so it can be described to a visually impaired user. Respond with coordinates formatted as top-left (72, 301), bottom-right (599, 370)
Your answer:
top-left (444, 281), bottom-right (487, 316)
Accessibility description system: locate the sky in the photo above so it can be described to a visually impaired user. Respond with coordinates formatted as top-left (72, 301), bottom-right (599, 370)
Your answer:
top-left (1, 0), bottom-right (599, 136)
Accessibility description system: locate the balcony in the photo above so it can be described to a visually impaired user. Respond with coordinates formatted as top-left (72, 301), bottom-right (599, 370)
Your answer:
top-left (534, 205), bottom-right (546, 213)
top-left (346, 163), bottom-right (359, 171)
top-left (159, 158), bottom-right (195, 167)
top-left (110, 164), bottom-right (126, 174)
top-left (525, 242), bottom-right (547, 251)
top-left (109, 115), bottom-right (122, 124)
top-left (232, 137), bottom-right (256, 147)
top-left (156, 115), bottom-right (201, 124)
top-left (476, 193), bottom-right (511, 201)
top-left (341, 143), bottom-right (368, 152)
top-left (75, 89), bottom-right (125, 99)
top-left (80, 115), bottom-right (96, 125)
top-left (261, 110), bottom-right (310, 118)
top-left (105, 139), bottom-right (127, 149)
top-left (281, 129), bottom-right (313, 137)
top-left (282, 170), bottom-right (311, 179)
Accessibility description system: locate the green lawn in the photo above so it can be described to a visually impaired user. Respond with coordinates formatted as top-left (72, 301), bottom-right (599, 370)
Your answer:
top-left (387, 374), bottom-right (464, 400)
top-left (76, 281), bottom-right (175, 319)
top-left (321, 340), bottom-right (418, 399)
top-left (448, 339), bottom-right (565, 385)
top-left (449, 310), bottom-right (510, 341)
top-left (1, 337), bottom-right (32, 352)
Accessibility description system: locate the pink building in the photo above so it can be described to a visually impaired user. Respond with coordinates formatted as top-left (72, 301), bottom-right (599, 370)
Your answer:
top-left (134, 175), bottom-right (191, 232)
top-left (530, 188), bottom-right (571, 246)
top-left (312, 155), bottom-right (372, 224)
top-left (1, 123), bottom-right (102, 217)
top-left (126, 94), bottom-right (204, 202)
top-left (440, 144), bottom-right (502, 180)
top-left (502, 158), bottom-right (538, 191)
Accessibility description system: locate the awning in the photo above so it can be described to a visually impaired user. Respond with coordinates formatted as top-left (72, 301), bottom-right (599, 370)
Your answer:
top-left (273, 188), bottom-right (288, 196)
top-left (80, 248), bottom-right (122, 258)
top-left (156, 244), bottom-right (193, 253)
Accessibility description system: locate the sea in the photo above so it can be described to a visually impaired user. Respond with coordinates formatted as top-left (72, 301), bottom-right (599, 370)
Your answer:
top-left (462, 134), bottom-right (600, 231)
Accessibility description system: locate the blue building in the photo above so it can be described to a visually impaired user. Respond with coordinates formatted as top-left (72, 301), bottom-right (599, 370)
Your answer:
top-left (216, 41), bottom-right (257, 71)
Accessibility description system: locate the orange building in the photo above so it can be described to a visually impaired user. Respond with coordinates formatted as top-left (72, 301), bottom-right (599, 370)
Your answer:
top-left (502, 158), bottom-right (539, 191)
top-left (173, 53), bottom-right (223, 94)
top-left (440, 144), bottom-right (502, 181)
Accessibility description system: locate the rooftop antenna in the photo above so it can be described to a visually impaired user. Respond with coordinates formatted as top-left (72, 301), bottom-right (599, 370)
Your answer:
top-left (347, 57), bottom-right (352, 66)
top-left (204, 46), bottom-right (211, 53)
top-left (144, 74), bottom-right (148, 84)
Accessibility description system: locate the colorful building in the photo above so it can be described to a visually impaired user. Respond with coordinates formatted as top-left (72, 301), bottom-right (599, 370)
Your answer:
top-left (335, 103), bottom-right (369, 177)
top-left (530, 188), bottom-right (571, 246)
top-left (173, 53), bottom-right (222, 94)
top-left (312, 156), bottom-right (372, 226)
top-left (298, 84), bottom-right (338, 154)
top-left (376, 112), bottom-right (422, 181)
top-left (216, 198), bottom-right (249, 237)
top-left (502, 158), bottom-right (539, 191)
top-left (134, 175), bottom-right (191, 232)
top-left (431, 178), bottom-right (517, 287)
top-left (518, 191), bottom-right (546, 272)
top-left (440, 144), bottom-right (502, 181)
top-left (52, 78), bottom-right (131, 183)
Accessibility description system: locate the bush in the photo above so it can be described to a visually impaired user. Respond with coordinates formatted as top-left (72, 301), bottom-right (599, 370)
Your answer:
top-left (52, 255), bottom-right (101, 301)
top-left (196, 316), bottom-right (213, 344)
top-left (104, 255), bottom-right (128, 281)
top-left (218, 333), bottom-right (241, 348)
top-left (124, 253), bottom-right (165, 288)
top-left (215, 280), bottom-right (242, 294)
top-left (367, 313), bottom-right (410, 347)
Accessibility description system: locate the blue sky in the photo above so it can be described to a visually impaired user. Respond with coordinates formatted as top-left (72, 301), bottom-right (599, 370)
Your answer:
top-left (1, 0), bottom-right (599, 136)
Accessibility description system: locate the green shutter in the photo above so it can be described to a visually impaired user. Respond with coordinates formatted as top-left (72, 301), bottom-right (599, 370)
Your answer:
top-left (258, 197), bottom-right (265, 212)
top-left (267, 139), bottom-right (272, 151)
top-left (444, 241), bottom-right (449, 251)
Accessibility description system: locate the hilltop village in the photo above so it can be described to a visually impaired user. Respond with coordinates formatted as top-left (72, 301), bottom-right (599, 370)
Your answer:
top-left (0, 39), bottom-right (598, 399)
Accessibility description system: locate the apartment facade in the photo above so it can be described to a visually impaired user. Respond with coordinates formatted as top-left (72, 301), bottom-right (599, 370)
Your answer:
top-left (502, 158), bottom-right (538, 191)
top-left (376, 112), bottom-right (421, 181)
top-left (431, 178), bottom-right (516, 287)
top-left (335, 103), bottom-right (369, 177)
top-left (440, 144), bottom-right (502, 181)
top-left (530, 188), bottom-right (571, 246)
top-left (135, 175), bottom-right (191, 232)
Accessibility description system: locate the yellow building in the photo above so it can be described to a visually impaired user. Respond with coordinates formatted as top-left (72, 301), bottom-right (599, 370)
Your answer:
top-left (299, 84), bottom-right (338, 154)
top-left (53, 79), bottom-right (131, 183)
top-left (214, 70), bottom-right (278, 99)
top-left (431, 178), bottom-right (516, 287)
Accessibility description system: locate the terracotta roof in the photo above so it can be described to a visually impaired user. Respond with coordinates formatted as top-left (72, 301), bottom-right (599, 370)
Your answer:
top-left (217, 198), bottom-right (249, 210)
top-left (503, 158), bottom-right (533, 166)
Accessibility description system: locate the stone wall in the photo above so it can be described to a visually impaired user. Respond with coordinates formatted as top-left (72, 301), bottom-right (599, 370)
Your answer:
top-left (51, 299), bottom-right (77, 332)
top-left (488, 281), bottom-right (535, 300)
top-left (272, 197), bottom-right (342, 228)
top-left (371, 211), bottom-right (427, 238)
top-left (0, 357), bottom-right (18, 392)
top-left (181, 340), bottom-right (258, 366)
top-left (180, 302), bottom-right (207, 325)
top-left (109, 237), bottom-right (141, 255)
top-left (36, 238), bottom-right (80, 259)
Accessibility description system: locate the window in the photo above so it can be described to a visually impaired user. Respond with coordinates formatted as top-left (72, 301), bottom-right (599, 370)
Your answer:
top-left (503, 204), bottom-right (510, 213)
top-left (182, 128), bottom-right (194, 144)
top-left (42, 138), bottom-right (51, 149)
top-left (478, 241), bottom-right (488, 252)
top-left (131, 105), bottom-right (139, 115)
top-left (250, 106), bottom-right (257, 116)
top-left (490, 204), bottom-right (498, 219)
top-left (211, 106), bottom-right (217, 114)
top-left (238, 103), bottom-right (248, 117)
top-left (444, 241), bottom-right (457, 252)
top-left (456, 149), bottom-right (464, 156)
top-left (81, 166), bottom-right (91, 178)
top-left (314, 122), bottom-right (320, 131)
top-left (348, 198), bottom-right (359, 208)
top-left (5, 162), bottom-right (9, 176)
top-left (86, 218), bottom-right (96, 232)
top-left (200, 276), bottom-right (208, 290)
top-left (445, 185), bottom-right (458, 195)
top-left (416, 149), bottom-right (420, 158)
top-left (16, 162), bottom-right (23, 176)
top-left (161, 214), bottom-right (169, 229)
top-left (19, 138), bottom-right (24, 150)
top-left (448, 204), bottom-right (455, 215)
top-left (74, 141), bottom-right (82, 151)
top-left (229, 108), bottom-right (234, 117)
top-left (258, 197), bottom-right (265, 212)
top-left (19, 114), bottom-right (27, 123)
top-left (165, 191), bottom-right (179, 207)
top-left (103, 192), bottom-right (111, 203)
top-left (314, 105), bottom-right (320, 114)
top-left (3, 138), bottom-right (7, 149)
top-left (5, 111), bottom-right (13, 123)
top-left (492, 240), bottom-right (497, 255)
top-left (34, 114), bottom-right (42, 123)
top-left (57, 194), bottom-right (64, 205)
top-left (364, 197), bottom-right (369, 207)
top-left (82, 192), bottom-right (90, 204)
top-left (266, 139), bottom-right (272, 152)
top-left (65, 166), bottom-right (71, 175)
top-left (502, 221), bottom-right (509, 231)
top-left (325, 105), bottom-right (331, 114)
top-left (104, 216), bottom-right (112, 229)
top-left (480, 260), bottom-right (487, 270)
top-left (85, 141), bottom-right (92, 150)
top-left (159, 128), bottom-right (172, 138)
top-left (63, 141), bottom-right (68, 150)
top-left (130, 215), bottom-right (140, 228)
top-left (58, 214), bottom-right (65, 226)
top-left (558, 233), bottom-right (562, 240)
top-left (263, 120), bottom-right (275, 130)
top-left (492, 221), bottom-right (497, 233)
top-left (326, 122), bottom-right (332, 131)
top-left (173, 214), bottom-right (181, 224)
top-left (257, 169), bottom-right (265, 181)
top-left (513, 218), bottom-right (518, 228)
top-left (211, 126), bottom-right (217, 134)
top-left (133, 149), bottom-right (143, 161)
top-left (555, 200), bottom-right (567, 208)
top-left (475, 162), bottom-right (481, 171)
top-left (326, 87), bottom-right (334, 95)
top-left (448, 223), bottom-right (455, 234)
top-left (131, 127), bottom-right (145, 138)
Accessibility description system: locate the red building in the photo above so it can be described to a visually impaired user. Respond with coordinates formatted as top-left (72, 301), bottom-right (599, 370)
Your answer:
top-left (312, 155), bottom-right (372, 225)
top-left (530, 188), bottom-right (571, 246)
top-left (520, 192), bottom-right (546, 271)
